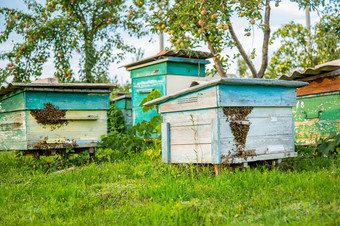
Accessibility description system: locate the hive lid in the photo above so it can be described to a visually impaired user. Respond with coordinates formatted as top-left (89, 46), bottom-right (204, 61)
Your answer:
top-left (122, 49), bottom-right (212, 71)
top-left (144, 78), bottom-right (308, 106)
top-left (112, 95), bottom-right (132, 102)
top-left (0, 82), bottom-right (116, 97)
top-left (279, 59), bottom-right (340, 81)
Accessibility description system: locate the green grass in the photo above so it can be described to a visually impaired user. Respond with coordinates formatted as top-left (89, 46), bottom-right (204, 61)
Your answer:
top-left (0, 149), bottom-right (339, 225)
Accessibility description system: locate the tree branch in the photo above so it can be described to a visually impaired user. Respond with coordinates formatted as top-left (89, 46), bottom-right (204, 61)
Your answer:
top-left (257, 0), bottom-right (271, 78)
top-left (227, 18), bottom-right (258, 78)
top-left (205, 33), bottom-right (226, 77)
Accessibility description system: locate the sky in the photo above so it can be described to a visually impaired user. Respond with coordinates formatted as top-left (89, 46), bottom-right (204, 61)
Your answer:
top-left (0, 0), bottom-right (321, 85)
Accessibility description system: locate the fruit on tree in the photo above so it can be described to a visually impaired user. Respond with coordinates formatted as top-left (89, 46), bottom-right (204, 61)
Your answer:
top-left (201, 9), bottom-right (207, 15)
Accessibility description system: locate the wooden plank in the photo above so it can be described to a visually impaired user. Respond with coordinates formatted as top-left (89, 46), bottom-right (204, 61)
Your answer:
top-left (170, 124), bottom-right (212, 145)
top-left (160, 86), bottom-right (217, 113)
top-left (218, 84), bottom-right (297, 107)
top-left (131, 62), bottom-right (167, 78)
top-left (297, 76), bottom-right (340, 96)
top-left (167, 62), bottom-right (206, 77)
top-left (223, 152), bottom-right (297, 164)
top-left (163, 108), bottom-right (217, 126)
top-left (132, 75), bottom-right (166, 106)
top-left (211, 118), bottom-right (221, 164)
top-left (219, 135), bottom-right (294, 156)
top-left (161, 123), bottom-right (171, 163)
top-left (0, 91), bottom-right (25, 113)
top-left (170, 144), bottom-right (212, 163)
top-left (25, 91), bottom-right (110, 110)
top-left (0, 111), bottom-right (27, 151)
top-left (167, 75), bottom-right (204, 95)
top-left (26, 110), bottom-right (107, 149)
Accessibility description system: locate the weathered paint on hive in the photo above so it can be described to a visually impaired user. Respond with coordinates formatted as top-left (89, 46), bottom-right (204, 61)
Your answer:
top-left (294, 91), bottom-right (340, 145)
top-left (218, 85), bottom-right (297, 107)
top-left (131, 61), bottom-right (206, 78)
top-left (132, 75), bottom-right (166, 124)
top-left (26, 91), bottom-right (109, 110)
top-left (26, 110), bottom-right (107, 149)
top-left (160, 86), bottom-right (218, 113)
top-left (0, 111), bottom-right (27, 150)
top-left (152, 78), bottom-right (304, 165)
top-left (162, 109), bottom-right (217, 163)
top-left (218, 107), bottom-right (294, 157)
top-left (0, 91), bottom-right (25, 113)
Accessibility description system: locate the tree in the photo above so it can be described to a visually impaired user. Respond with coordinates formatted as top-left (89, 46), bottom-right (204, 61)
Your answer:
top-left (146, 0), bottom-right (276, 78)
top-left (146, 0), bottom-right (337, 79)
top-left (236, 57), bottom-right (250, 78)
top-left (266, 5), bottom-right (340, 77)
top-left (0, 0), bottom-right (147, 84)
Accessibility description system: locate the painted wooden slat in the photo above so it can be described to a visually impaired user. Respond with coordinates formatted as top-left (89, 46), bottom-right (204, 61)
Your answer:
top-left (170, 124), bottom-right (212, 145)
top-left (218, 107), bottom-right (293, 119)
top-left (25, 91), bottom-right (110, 110)
top-left (132, 75), bottom-right (166, 106)
top-left (219, 135), bottom-right (294, 156)
top-left (26, 110), bottom-right (107, 149)
top-left (161, 123), bottom-right (171, 163)
top-left (223, 152), bottom-right (297, 164)
top-left (211, 118), bottom-right (221, 164)
top-left (218, 85), bottom-right (297, 107)
top-left (0, 92), bottom-right (25, 113)
top-left (163, 109), bottom-right (217, 126)
top-left (160, 86), bottom-right (217, 113)
top-left (170, 144), bottom-right (212, 163)
top-left (0, 111), bottom-right (27, 151)
top-left (166, 75), bottom-right (204, 95)
top-left (131, 62), bottom-right (167, 78)
top-left (167, 62), bottom-right (206, 77)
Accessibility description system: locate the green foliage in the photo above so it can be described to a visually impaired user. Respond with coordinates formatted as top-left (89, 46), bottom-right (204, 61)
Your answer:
top-left (266, 4), bottom-right (340, 77)
top-left (0, 0), bottom-right (148, 84)
top-left (147, 0), bottom-right (270, 77)
top-left (312, 132), bottom-right (340, 158)
top-left (107, 103), bottom-right (126, 134)
top-left (236, 57), bottom-right (250, 77)
top-left (100, 89), bottom-right (162, 153)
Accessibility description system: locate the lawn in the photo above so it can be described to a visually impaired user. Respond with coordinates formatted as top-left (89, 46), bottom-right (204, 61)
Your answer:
top-left (0, 149), bottom-right (339, 225)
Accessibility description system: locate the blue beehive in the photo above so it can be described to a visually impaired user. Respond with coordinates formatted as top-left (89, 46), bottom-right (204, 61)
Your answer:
top-left (123, 50), bottom-right (212, 125)
top-left (145, 78), bottom-right (307, 169)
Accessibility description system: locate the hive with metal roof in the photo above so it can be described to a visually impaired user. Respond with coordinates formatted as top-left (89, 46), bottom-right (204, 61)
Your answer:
top-left (280, 59), bottom-right (340, 145)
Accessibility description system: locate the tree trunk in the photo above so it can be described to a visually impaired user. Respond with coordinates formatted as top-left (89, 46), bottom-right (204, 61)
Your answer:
top-left (227, 19), bottom-right (258, 78)
top-left (206, 38), bottom-right (227, 78)
top-left (257, 0), bottom-right (271, 78)
top-left (84, 38), bottom-right (94, 83)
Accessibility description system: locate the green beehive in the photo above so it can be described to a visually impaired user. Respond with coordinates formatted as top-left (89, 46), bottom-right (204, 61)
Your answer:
top-left (123, 50), bottom-right (212, 125)
top-left (280, 60), bottom-right (340, 145)
top-left (0, 79), bottom-right (115, 156)
top-left (112, 95), bottom-right (132, 127)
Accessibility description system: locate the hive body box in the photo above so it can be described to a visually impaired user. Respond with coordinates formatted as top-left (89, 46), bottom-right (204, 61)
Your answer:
top-left (112, 95), bottom-right (132, 127)
top-left (279, 61), bottom-right (340, 145)
top-left (145, 78), bottom-right (307, 165)
top-left (123, 50), bottom-right (211, 125)
top-left (0, 83), bottom-right (114, 153)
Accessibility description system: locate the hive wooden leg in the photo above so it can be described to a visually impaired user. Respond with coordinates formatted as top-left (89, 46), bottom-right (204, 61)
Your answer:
top-left (88, 147), bottom-right (95, 158)
top-left (214, 164), bottom-right (220, 175)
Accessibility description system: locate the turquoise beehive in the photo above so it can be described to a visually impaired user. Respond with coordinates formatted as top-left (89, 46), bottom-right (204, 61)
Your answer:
top-left (123, 50), bottom-right (212, 125)
top-left (145, 78), bottom-right (308, 171)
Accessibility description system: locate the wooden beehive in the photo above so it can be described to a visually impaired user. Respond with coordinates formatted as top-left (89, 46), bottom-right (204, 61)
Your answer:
top-left (145, 78), bottom-right (307, 167)
top-left (280, 60), bottom-right (340, 145)
top-left (0, 81), bottom-right (115, 155)
top-left (112, 95), bottom-right (132, 127)
top-left (123, 50), bottom-right (212, 125)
